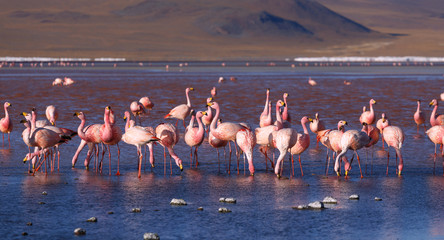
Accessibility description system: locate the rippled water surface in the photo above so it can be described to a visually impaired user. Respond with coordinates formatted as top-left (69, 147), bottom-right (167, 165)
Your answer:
top-left (1, 62), bottom-right (444, 239)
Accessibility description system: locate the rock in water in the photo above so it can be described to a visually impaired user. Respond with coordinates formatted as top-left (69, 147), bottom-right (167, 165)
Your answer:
top-left (322, 196), bottom-right (337, 204)
top-left (293, 205), bottom-right (309, 210)
top-left (41, 191), bottom-right (47, 195)
top-left (74, 228), bottom-right (86, 235)
top-left (349, 194), bottom-right (360, 200)
top-left (218, 207), bottom-right (232, 213)
top-left (308, 201), bottom-right (325, 209)
top-left (170, 199), bottom-right (187, 206)
top-left (224, 198), bottom-right (237, 204)
top-left (131, 208), bottom-right (141, 213)
top-left (197, 207), bottom-right (204, 211)
top-left (86, 217), bottom-right (97, 222)
top-left (143, 232), bottom-right (160, 240)
top-left (219, 198), bottom-right (226, 202)
top-left (375, 197), bottom-right (383, 201)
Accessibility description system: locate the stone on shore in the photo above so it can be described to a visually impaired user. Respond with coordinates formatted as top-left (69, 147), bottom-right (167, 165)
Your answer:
top-left (170, 199), bottom-right (187, 206)
top-left (322, 196), bottom-right (337, 204)
top-left (143, 232), bottom-right (160, 240)
top-left (74, 228), bottom-right (86, 235)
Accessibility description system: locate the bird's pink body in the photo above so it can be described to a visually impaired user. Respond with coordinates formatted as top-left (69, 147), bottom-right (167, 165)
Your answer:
top-left (360, 99), bottom-right (376, 125)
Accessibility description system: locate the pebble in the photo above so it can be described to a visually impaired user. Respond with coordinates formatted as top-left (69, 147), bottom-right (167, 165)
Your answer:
top-left (74, 228), bottom-right (86, 235)
top-left (22, 232), bottom-right (28, 236)
top-left (322, 196), bottom-right (337, 204)
top-left (38, 202), bottom-right (45, 205)
top-left (349, 194), bottom-right (360, 200)
top-left (26, 222), bottom-right (32, 226)
top-left (143, 232), bottom-right (160, 240)
top-left (375, 197), bottom-right (383, 201)
top-left (218, 207), bottom-right (232, 213)
top-left (86, 217), bottom-right (97, 222)
top-left (197, 207), bottom-right (204, 211)
top-left (131, 208), bottom-right (142, 213)
top-left (170, 199), bottom-right (187, 206)
top-left (41, 191), bottom-right (47, 195)
top-left (108, 211), bottom-right (114, 214)
top-left (219, 197), bottom-right (237, 203)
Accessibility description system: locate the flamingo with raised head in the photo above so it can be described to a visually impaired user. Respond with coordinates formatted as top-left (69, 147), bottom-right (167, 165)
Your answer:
top-left (45, 105), bottom-right (58, 126)
top-left (414, 100), bottom-right (426, 134)
top-left (309, 112), bottom-right (326, 148)
top-left (155, 122), bottom-right (183, 174)
top-left (288, 116), bottom-right (311, 177)
top-left (259, 88), bottom-right (272, 128)
top-left (0, 102), bottom-right (12, 147)
top-left (202, 98), bottom-right (214, 133)
top-left (122, 111), bottom-right (160, 178)
top-left (99, 106), bottom-right (122, 175)
top-left (164, 87), bottom-right (194, 128)
top-left (282, 93), bottom-right (291, 128)
top-left (211, 87), bottom-right (217, 98)
top-left (360, 99), bottom-right (376, 125)
top-left (429, 99), bottom-right (444, 126)
top-left (72, 112), bottom-right (102, 169)
top-left (382, 125), bottom-right (405, 176)
top-left (426, 125), bottom-right (444, 174)
top-left (308, 77), bottom-right (317, 86)
top-left (376, 113), bottom-right (390, 149)
top-left (184, 110), bottom-right (206, 168)
top-left (236, 126), bottom-right (256, 175)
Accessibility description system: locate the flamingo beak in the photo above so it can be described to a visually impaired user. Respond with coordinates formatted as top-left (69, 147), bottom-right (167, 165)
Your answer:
top-left (23, 156), bottom-right (28, 163)
top-left (345, 170), bottom-right (349, 176)
top-left (179, 164), bottom-right (183, 171)
top-left (21, 112), bottom-right (28, 116)
top-left (151, 163), bottom-right (155, 168)
top-left (308, 118), bottom-right (313, 123)
top-left (190, 87), bottom-right (194, 91)
top-left (429, 101), bottom-right (434, 107)
top-left (73, 112), bottom-right (79, 117)
top-left (20, 119), bottom-right (27, 124)
top-left (336, 171), bottom-right (341, 177)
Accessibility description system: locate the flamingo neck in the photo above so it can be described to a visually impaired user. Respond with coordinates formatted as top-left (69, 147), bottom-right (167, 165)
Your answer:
top-left (188, 115), bottom-right (195, 129)
top-left (210, 104), bottom-right (220, 133)
top-left (263, 91), bottom-right (269, 114)
top-left (275, 103), bottom-right (283, 130)
top-left (186, 89), bottom-right (191, 107)
top-left (431, 104), bottom-right (438, 124)
top-left (301, 119), bottom-right (309, 134)
top-left (31, 111), bottom-right (37, 132)
top-left (196, 114), bottom-right (204, 135)
top-left (77, 116), bottom-right (87, 139)
top-left (124, 114), bottom-right (130, 132)
top-left (416, 102), bottom-right (421, 113)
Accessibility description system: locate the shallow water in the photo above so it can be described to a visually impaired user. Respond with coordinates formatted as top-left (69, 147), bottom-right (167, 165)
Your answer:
top-left (1, 62), bottom-right (444, 239)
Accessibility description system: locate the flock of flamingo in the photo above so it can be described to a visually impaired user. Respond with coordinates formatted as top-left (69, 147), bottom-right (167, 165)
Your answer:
top-left (1, 83), bottom-right (444, 179)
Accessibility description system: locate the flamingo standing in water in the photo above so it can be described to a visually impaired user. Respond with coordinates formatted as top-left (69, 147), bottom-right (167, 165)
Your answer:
top-left (322, 120), bottom-right (349, 175)
top-left (334, 123), bottom-right (371, 178)
top-left (164, 87), bottom-right (194, 128)
top-left (426, 125), bottom-right (444, 174)
top-left (414, 100), bottom-right (427, 134)
top-left (122, 111), bottom-right (160, 178)
top-left (376, 113), bottom-right (390, 149)
top-left (236, 126), bottom-right (256, 175)
top-left (184, 110), bottom-right (206, 168)
top-left (209, 119), bottom-right (228, 172)
top-left (45, 105), bottom-right (58, 126)
top-left (273, 127), bottom-right (298, 178)
top-left (362, 124), bottom-right (380, 174)
top-left (360, 99), bottom-right (376, 125)
top-left (72, 112), bottom-right (102, 169)
top-left (309, 112), bottom-right (326, 148)
top-left (99, 106), bottom-right (122, 175)
top-left (259, 88), bottom-right (272, 128)
top-left (202, 98), bottom-right (214, 133)
top-left (155, 122), bottom-right (183, 174)
top-left (0, 102), bottom-right (13, 147)
top-left (282, 93), bottom-right (291, 128)
top-left (288, 116), bottom-right (311, 177)
top-left (308, 77), bottom-right (317, 86)
top-left (429, 99), bottom-right (444, 126)
top-left (382, 125), bottom-right (405, 176)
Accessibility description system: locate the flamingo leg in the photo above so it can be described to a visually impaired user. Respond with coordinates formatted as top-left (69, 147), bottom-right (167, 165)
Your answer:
top-left (228, 142), bottom-right (232, 174)
top-left (298, 155), bottom-right (304, 176)
top-left (217, 148), bottom-right (220, 173)
top-left (355, 151), bottom-right (363, 178)
top-left (325, 149), bottom-right (330, 175)
top-left (170, 154), bottom-right (173, 175)
top-left (138, 148), bottom-right (143, 178)
top-left (163, 146), bottom-right (167, 175)
top-left (189, 148), bottom-right (193, 168)
top-left (386, 149), bottom-right (390, 176)
top-left (116, 144), bottom-right (121, 176)
top-left (108, 145), bottom-right (112, 176)
top-left (195, 147), bottom-right (199, 167)
top-left (291, 154), bottom-right (294, 177)
top-left (395, 152), bottom-right (398, 175)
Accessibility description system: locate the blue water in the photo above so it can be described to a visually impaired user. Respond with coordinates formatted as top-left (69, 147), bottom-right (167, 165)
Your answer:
top-left (1, 62), bottom-right (444, 239)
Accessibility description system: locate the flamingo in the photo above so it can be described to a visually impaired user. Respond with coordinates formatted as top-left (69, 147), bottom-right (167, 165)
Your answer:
top-left (0, 102), bottom-right (13, 147)
top-left (72, 112), bottom-right (102, 169)
top-left (429, 99), bottom-right (444, 126)
top-left (139, 96), bottom-right (154, 110)
top-left (122, 111), bottom-right (160, 178)
top-left (259, 88), bottom-right (272, 128)
top-left (288, 116), bottom-right (311, 177)
top-left (155, 122), bottom-right (183, 174)
top-left (52, 78), bottom-right (63, 86)
top-left (63, 77), bottom-right (74, 85)
top-left (376, 113), bottom-right (390, 149)
top-left (209, 119), bottom-right (228, 172)
top-left (426, 125), bottom-right (444, 174)
top-left (45, 105), bottom-right (58, 126)
top-left (236, 127), bottom-right (256, 175)
top-left (309, 112), bottom-right (326, 148)
top-left (382, 125), bottom-right (405, 176)
top-left (211, 87), bottom-right (217, 98)
top-left (99, 106), bottom-right (122, 175)
top-left (414, 99), bottom-right (426, 134)
top-left (274, 127), bottom-right (298, 178)
top-left (362, 124), bottom-right (380, 174)
top-left (322, 120), bottom-right (349, 175)
top-left (308, 77), bottom-right (317, 86)
top-left (360, 99), bottom-right (376, 125)
top-left (202, 98), bottom-right (214, 132)
top-left (21, 112), bottom-right (49, 127)
top-left (282, 93), bottom-right (291, 128)
top-left (164, 87), bottom-right (194, 128)
top-left (334, 123), bottom-right (371, 178)
top-left (130, 101), bottom-right (145, 125)
top-left (184, 110), bottom-right (206, 168)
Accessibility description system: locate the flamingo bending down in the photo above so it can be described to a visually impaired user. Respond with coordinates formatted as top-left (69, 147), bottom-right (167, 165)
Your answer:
top-left (72, 112), bottom-right (102, 169)
top-left (259, 88), bottom-right (272, 128)
top-left (209, 119), bottom-right (228, 172)
top-left (236, 127), bottom-right (256, 175)
top-left (122, 111), bottom-right (160, 178)
top-left (45, 105), bottom-right (58, 126)
top-left (360, 99), bottom-right (376, 125)
top-left (376, 113), bottom-right (390, 149)
top-left (309, 112), bottom-right (326, 148)
top-left (382, 125), bottom-right (405, 176)
top-left (184, 110), bottom-right (206, 167)
top-left (164, 87), bottom-right (194, 128)
top-left (322, 120), bottom-right (349, 175)
top-left (429, 99), bottom-right (444, 126)
top-left (308, 77), bottom-right (317, 86)
top-left (282, 93), bottom-right (291, 128)
top-left (414, 100), bottom-right (426, 134)
top-left (288, 116), bottom-right (311, 177)
top-left (130, 101), bottom-right (145, 125)
top-left (0, 102), bottom-right (13, 147)
top-left (334, 123), bottom-right (371, 178)
top-left (52, 78), bottom-right (63, 86)
top-left (426, 125), bottom-right (444, 174)
top-left (155, 122), bottom-right (183, 173)
top-left (139, 96), bottom-right (154, 110)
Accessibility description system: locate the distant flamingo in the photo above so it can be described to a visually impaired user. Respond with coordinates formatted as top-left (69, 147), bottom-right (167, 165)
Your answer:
top-left (441, 93), bottom-right (444, 101)
top-left (155, 122), bottom-right (183, 173)
top-left (52, 78), bottom-right (63, 86)
top-left (360, 99), bottom-right (376, 125)
top-left (72, 112), bottom-right (102, 169)
top-left (236, 127), bottom-right (256, 175)
top-left (209, 119), bottom-right (228, 172)
top-left (211, 87), bottom-right (217, 98)
top-left (139, 96), bottom-right (154, 110)
top-left (344, 80), bottom-right (352, 85)
top-left (309, 112), bottom-right (326, 148)
top-left (184, 110), bottom-right (206, 167)
top-left (259, 88), bottom-right (272, 128)
top-left (45, 105), bottom-right (58, 126)
top-left (164, 87), bottom-right (194, 128)
top-left (288, 116), bottom-right (311, 177)
top-left (308, 77), bottom-right (317, 86)
top-left (376, 113), bottom-right (390, 149)
top-left (414, 99), bottom-right (426, 134)
top-left (0, 102), bottom-right (13, 147)
top-left (63, 77), bottom-right (74, 85)
top-left (426, 125), bottom-right (444, 174)
top-left (282, 93), bottom-right (291, 128)
top-left (382, 125), bottom-right (405, 176)
top-left (202, 98), bottom-right (214, 132)
top-left (334, 123), bottom-right (371, 178)
top-left (429, 99), bottom-right (444, 126)
top-left (122, 111), bottom-right (160, 178)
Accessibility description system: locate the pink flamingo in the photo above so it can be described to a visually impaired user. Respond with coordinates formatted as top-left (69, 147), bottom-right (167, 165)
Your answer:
top-left (63, 77), bottom-right (74, 85)
top-left (211, 86), bottom-right (217, 98)
top-left (184, 110), bottom-right (206, 168)
top-left (309, 112), bottom-right (326, 148)
top-left (282, 93), bottom-right (291, 128)
top-left (414, 99), bottom-right (427, 134)
top-left (323, 120), bottom-right (349, 175)
top-left (429, 99), bottom-right (444, 126)
top-left (426, 125), bottom-right (444, 174)
top-left (273, 127), bottom-right (298, 178)
top-left (45, 105), bottom-right (58, 126)
top-left (122, 111), bottom-right (160, 178)
top-left (202, 98), bottom-right (214, 133)
top-left (139, 96), bottom-right (154, 110)
top-left (52, 78), bottom-right (63, 86)
top-left (360, 99), bottom-right (376, 125)
top-left (376, 113), bottom-right (390, 149)
top-left (209, 119), bottom-right (228, 172)
top-left (308, 77), bottom-right (317, 86)
top-left (382, 125), bottom-right (405, 176)
top-left (130, 101), bottom-right (145, 125)
top-left (288, 116), bottom-right (311, 177)
top-left (99, 106), bottom-right (122, 175)
top-left (236, 127), bottom-right (256, 175)
top-left (259, 88), bottom-right (272, 128)
top-left (164, 87), bottom-right (194, 128)
top-left (72, 112), bottom-right (102, 169)
top-left (362, 124), bottom-right (380, 174)
top-left (334, 123), bottom-right (371, 178)
top-left (22, 112), bottom-right (49, 127)
top-left (155, 122), bottom-right (183, 174)
top-left (0, 102), bottom-right (13, 147)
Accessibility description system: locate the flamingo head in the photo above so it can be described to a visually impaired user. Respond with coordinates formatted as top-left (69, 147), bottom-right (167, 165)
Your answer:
top-left (206, 97), bottom-right (213, 103)
top-left (429, 99), bottom-right (438, 107)
top-left (277, 100), bottom-right (285, 108)
top-left (338, 120), bottom-right (347, 130)
top-left (283, 93), bottom-right (289, 99)
top-left (186, 87), bottom-right (194, 93)
top-left (308, 117), bottom-right (313, 123)
top-left (301, 116), bottom-right (309, 125)
top-left (4, 102), bottom-right (11, 108)
top-left (207, 101), bottom-right (219, 109)
top-left (370, 99), bottom-right (376, 105)
top-left (315, 112), bottom-right (319, 120)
